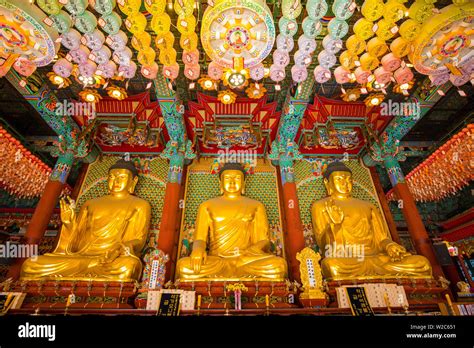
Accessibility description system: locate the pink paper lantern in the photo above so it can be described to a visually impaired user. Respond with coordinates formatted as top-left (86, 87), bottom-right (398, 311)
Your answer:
top-left (53, 58), bottom-right (74, 78)
top-left (141, 62), bottom-right (159, 79)
top-left (84, 29), bottom-right (105, 51)
top-left (313, 65), bottom-right (331, 84)
top-left (318, 50), bottom-right (337, 69)
top-left (381, 53), bottom-right (401, 72)
top-left (294, 50), bottom-right (311, 67)
top-left (13, 57), bottom-right (36, 77)
top-left (79, 60), bottom-right (97, 77)
top-left (429, 73), bottom-right (450, 86)
top-left (298, 35), bottom-right (317, 54)
top-left (270, 65), bottom-right (285, 82)
top-left (291, 65), bottom-right (308, 83)
top-left (92, 45), bottom-right (111, 64)
top-left (119, 61), bottom-right (137, 79)
top-left (355, 67), bottom-right (371, 84)
top-left (250, 63), bottom-right (265, 81)
top-left (276, 33), bottom-right (294, 52)
top-left (394, 66), bottom-right (414, 85)
top-left (322, 36), bottom-right (342, 55)
top-left (273, 49), bottom-right (290, 67)
top-left (374, 67), bottom-right (391, 85)
top-left (182, 50), bottom-right (199, 65)
top-left (163, 63), bottom-right (180, 80)
top-left (334, 66), bottom-right (351, 84)
top-left (208, 61), bottom-right (223, 80)
top-left (184, 64), bottom-right (200, 80)
top-left (112, 47), bottom-right (133, 66)
top-left (61, 29), bottom-right (82, 50)
top-left (107, 31), bottom-right (128, 51)
top-left (70, 45), bottom-right (90, 64)
top-left (449, 73), bottom-right (470, 87)
top-left (97, 60), bottom-right (117, 78)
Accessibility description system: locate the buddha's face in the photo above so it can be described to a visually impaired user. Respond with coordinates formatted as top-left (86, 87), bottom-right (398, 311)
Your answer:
top-left (220, 169), bottom-right (244, 195)
top-left (107, 168), bottom-right (137, 195)
top-left (325, 171), bottom-right (353, 196)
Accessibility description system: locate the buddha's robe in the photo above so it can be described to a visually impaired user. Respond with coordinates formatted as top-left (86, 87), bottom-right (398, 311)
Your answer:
top-left (312, 197), bottom-right (432, 280)
top-left (20, 195), bottom-right (151, 281)
top-left (177, 197), bottom-right (287, 280)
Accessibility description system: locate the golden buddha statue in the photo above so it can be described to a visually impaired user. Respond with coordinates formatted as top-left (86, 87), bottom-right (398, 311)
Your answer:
top-left (20, 160), bottom-right (151, 282)
top-left (311, 162), bottom-right (432, 281)
top-left (176, 163), bottom-right (287, 281)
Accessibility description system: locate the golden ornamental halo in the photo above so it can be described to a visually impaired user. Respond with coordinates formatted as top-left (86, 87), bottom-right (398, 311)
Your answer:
top-left (47, 72), bottom-right (71, 88)
top-left (79, 89), bottom-right (102, 103)
top-left (198, 75), bottom-right (218, 90)
top-left (342, 88), bottom-right (361, 102)
top-left (218, 89), bottom-right (237, 104)
top-left (393, 80), bottom-right (415, 94)
top-left (364, 93), bottom-right (385, 107)
top-left (245, 83), bottom-right (267, 99)
top-left (106, 86), bottom-right (128, 100)
top-left (223, 68), bottom-right (250, 89)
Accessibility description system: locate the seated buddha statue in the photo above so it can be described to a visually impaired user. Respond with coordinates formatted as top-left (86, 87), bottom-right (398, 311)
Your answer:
top-left (176, 163), bottom-right (287, 281)
top-left (311, 161), bottom-right (432, 281)
top-left (20, 160), bottom-right (151, 282)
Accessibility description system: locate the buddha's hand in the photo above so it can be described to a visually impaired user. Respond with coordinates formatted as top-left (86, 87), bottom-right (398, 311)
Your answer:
top-left (386, 242), bottom-right (410, 262)
top-left (324, 200), bottom-right (344, 225)
top-left (190, 248), bottom-right (207, 274)
top-left (60, 196), bottom-right (76, 226)
top-left (99, 246), bottom-right (121, 264)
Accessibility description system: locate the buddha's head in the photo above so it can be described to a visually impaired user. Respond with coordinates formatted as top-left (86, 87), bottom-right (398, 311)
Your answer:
top-left (107, 159), bottom-right (139, 195)
top-left (323, 162), bottom-right (353, 198)
top-left (219, 162), bottom-right (246, 196)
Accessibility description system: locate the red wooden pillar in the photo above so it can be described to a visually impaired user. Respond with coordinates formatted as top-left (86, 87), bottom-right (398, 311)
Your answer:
top-left (8, 152), bottom-right (74, 279)
top-left (279, 158), bottom-right (306, 282)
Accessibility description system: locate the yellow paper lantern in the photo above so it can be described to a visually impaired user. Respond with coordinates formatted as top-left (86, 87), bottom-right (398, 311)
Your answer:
top-left (176, 14), bottom-right (196, 35)
top-left (383, 0), bottom-right (406, 22)
top-left (138, 47), bottom-right (157, 65)
top-left (155, 32), bottom-right (175, 50)
top-left (151, 13), bottom-right (171, 35)
top-left (125, 12), bottom-right (147, 34)
top-left (117, 0), bottom-right (141, 16)
top-left (376, 18), bottom-right (397, 41)
top-left (159, 47), bottom-right (177, 65)
top-left (339, 50), bottom-right (358, 69)
top-left (346, 35), bottom-right (366, 55)
top-left (390, 37), bottom-right (412, 58)
top-left (354, 18), bottom-right (375, 40)
top-left (179, 32), bottom-right (198, 51)
top-left (399, 19), bottom-right (421, 42)
top-left (132, 32), bottom-right (152, 51)
top-left (174, 0), bottom-right (194, 17)
top-left (360, 53), bottom-right (380, 71)
top-left (361, 0), bottom-right (385, 21)
top-left (144, 0), bottom-right (167, 16)
top-left (367, 37), bottom-right (388, 57)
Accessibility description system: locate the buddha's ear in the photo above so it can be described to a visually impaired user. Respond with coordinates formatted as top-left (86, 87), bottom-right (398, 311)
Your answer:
top-left (241, 179), bottom-right (246, 195)
top-left (323, 177), bottom-right (331, 194)
top-left (219, 178), bottom-right (224, 195)
top-left (129, 175), bottom-right (139, 194)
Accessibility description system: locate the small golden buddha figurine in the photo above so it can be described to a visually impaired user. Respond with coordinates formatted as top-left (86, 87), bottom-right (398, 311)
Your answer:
top-left (176, 163), bottom-right (287, 281)
top-left (311, 162), bottom-right (432, 281)
top-left (20, 160), bottom-right (151, 282)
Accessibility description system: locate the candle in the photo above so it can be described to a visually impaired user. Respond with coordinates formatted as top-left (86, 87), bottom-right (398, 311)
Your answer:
top-left (197, 294), bottom-right (201, 308)
top-left (265, 294), bottom-right (269, 307)
top-left (445, 294), bottom-right (453, 307)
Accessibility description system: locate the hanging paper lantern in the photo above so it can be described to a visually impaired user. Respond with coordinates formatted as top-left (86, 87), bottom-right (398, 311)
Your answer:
top-left (276, 34), bottom-right (295, 52)
top-left (107, 86), bottom-right (128, 100)
top-left (137, 47), bottom-right (156, 66)
top-left (84, 30), bottom-right (105, 51)
top-left (151, 13), bottom-right (171, 35)
top-left (184, 64), bottom-right (200, 80)
top-left (208, 61), bottom-right (224, 80)
top-left (53, 58), bottom-right (74, 78)
top-left (460, 56), bottom-right (474, 75)
top-left (318, 50), bottom-right (337, 69)
top-left (159, 48), bottom-right (177, 66)
top-left (107, 31), bottom-right (128, 51)
top-left (273, 50), bottom-right (290, 67)
top-left (390, 37), bottom-right (412, 58)
top-left (294, 50), bottom-right (311, 67)
top-left (13, 57), bottom-right (36, 77)
top-left (353, 18), bottom-right (375, 40)
top-left (78, 60), bottom-right (98, 77)
top-left (361, 0), bottom-right (385, 21)
top-left (313, 65), bottom-right (331, 84)
top-left (97, 60), bottom-right (117, 78)
top-left (328, 18), bottom-right (349, 39)
top-left (91, 0), bottom-right (116, 15)
top-left (50, 11), bottom-right (72, 34)
top-left (408, 0), bottom-right (434, 23)
top-left (360, 53), bottom-right (379, 71)
top-left (75, 11), bottom-right (98, 34)
top-left (322, 36), bottom-right (342, 55)
top-left (118, 0), bottom-right (141, 16)
top-left (302, 17), bottom-right (322, 39)
top-left (332, 0), bottom-right (355, 20)
top-left (125, 12), bottom-right (147, 34)
top-left (346, 35), bottom-right (366, 55)
top-left (218, 90), bottom-right (237, 105)
top-left (394, 66), bottom-right (414, 85)
top-left (182, 50), bottom-right (199, 65)
top-left (156, 32), bottom-right (175, 50)
top-left (113, 47), bottom-right (133, 65)
top-left (177, 15), bottom-right (196, 35)
top-left (354, 67), bottom-right (372, 84)
top-left (144, 0), bottom-right (166, 16)
top-left (270, 65), bottom-right (286, 82)
top-left (342, 88), bottom-right (361, 102)
top-left (37, 0), bottom-right (62, 15)
top-left (282, 0), bottom-right (303, 19)
top-left (367, 37), bottom-right (388, 57)
top-left (376, 18), bottom-right (397, 41)
top-left (118, 61), bottom-right (137, 79)
top-left (199, 75), bottom-right (217, 90)
top-left (173, 0), bottom-right (194, 17)
top-left (141, 62), bottom-right (159, 79)
top-left (306, 0), bottom-right (328, 20)
top-left (298, 35), bottom-right (317, 55)
top-left (278, 17), bottom-right (298, 37)
top-left (70, 45), bottom-right (90, 64)
top-left (245, 83), bottom-right (267, 99)
top-left (334, 66), bottom-right (351, 84)
top-left (131, 32), bottom-right (151, 51)
top-left (99, 13), bottom-right (122, 35)
top-left (449, 73), bottom-right (471, 87)
top-left (179, 32), bottom-right (198, 51)
top-left (64, 0), bottom-right (88, 15)
top-left (384, 0), bottom-right (406, 23)
top-left (399, 19), bottom-right (421, 42)
top-left (162, 63), bottom-right (180, 80)
top-left (61, 29), bottom-right (82, 50)
top-left (47, 72), bottom-right (71, 88)
top-left (249, 63), bottom-right (265, 81)
top-left (381, 53), bottom-right (402, 72)
top-left (79, 89), bottom-right (102, 103)
top-left (429, 73), bottom-right (450, 86)
top-left (92, 45), bottom-right (112, 64)
top-left (339, 50), bottom-right (358, 69)
top-left (374, 67), bottom-right (392, 85)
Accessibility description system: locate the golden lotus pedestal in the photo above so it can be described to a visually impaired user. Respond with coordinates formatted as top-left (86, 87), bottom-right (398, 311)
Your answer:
top-left (0, 280), bottom-right (138, 310)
